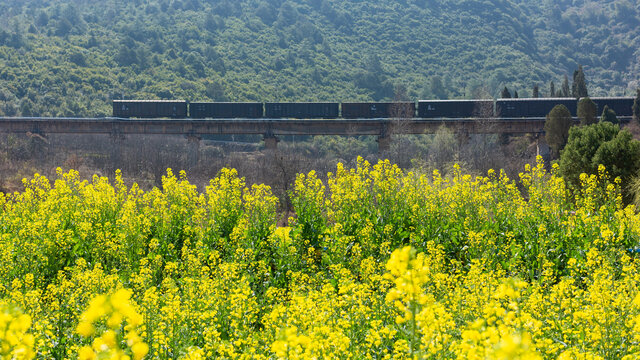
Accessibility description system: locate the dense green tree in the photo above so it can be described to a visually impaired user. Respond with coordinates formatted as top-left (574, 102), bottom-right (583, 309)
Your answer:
top-left (115, 44), bottom-right (138, 67)
top-left (549, 81), bottom-right (555, 97)
top-left (20, 99), bottom-right (35, 117)
top-left (514, 90), bottom-right (519, 98)
top-left (501, 87), bottom-right (511, 98)
top-left (55, 19), bottom-right (73, 36)
top-left (7, 24), bottom-right (25, 48)
top-left (633, 88), bottom-right (640, 123)
top-left (577, 97), bottom-right (597, 125)
top-left (393, 84), bottom-right (409, 102)
top-left (544, 104), bottom-right (573, 156)
top-left (205, 13), bottom-right (224, 32)
top-left (206, 80), bottom-right (227, 101)
top-left (532, 84), bottom-right (539, 98)
top-left (86, 34), bottom-right (98, 48)
top-left (354, 54), bottom-right (394, 100)
top-left (35, 11), bottom-right (49, 27)
top-left (430, 76), bottom-right (447, 99)
top-left (571, 65), bottom-right (588, 98)
top-left (559, 122), bottom-right (640, 202)
top-left (600, 105), bottom-right (619, 124)
top-left (62, 4), bottom-right (84, 31)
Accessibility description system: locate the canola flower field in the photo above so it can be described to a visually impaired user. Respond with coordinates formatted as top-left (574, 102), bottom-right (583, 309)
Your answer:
top-left (1, 157), bottom-right (640, 359)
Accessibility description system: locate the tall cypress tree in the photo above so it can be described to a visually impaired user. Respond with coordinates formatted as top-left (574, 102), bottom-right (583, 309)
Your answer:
top-left (572, 65), bottom-right (588, 98)
top-left (533, 84), bottom-right (539, 98)
top-left (561, 75), bottom-right (570, 97)
top-left (550, 81), bottom-right (555, 97)
top-left (501, 87), bottom-right (511, 98)
top-left (633, 88), bottom-right (640, 123)
top-left (514, 90), bottom-right (519, 98)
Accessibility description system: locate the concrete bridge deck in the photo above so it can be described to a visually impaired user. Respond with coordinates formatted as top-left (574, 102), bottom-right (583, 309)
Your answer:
top-left (0, 116), bottom-right (549, 136)
top-left (2, 116), bottom-right (619, 152)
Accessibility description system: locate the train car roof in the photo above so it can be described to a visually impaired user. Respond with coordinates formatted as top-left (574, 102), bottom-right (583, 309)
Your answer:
top-left (496, 98), bottom-right (577, 101)
top-left (113, 100), bottom-right (187, 103)
top-left (586, 96), bottom-right (635, 100)
top-left (189, 101), bottom-right (263, 104)
top-left (264, 102), bottom-right (340, 104)
top-left (418, 99), bottom-right (493, 102)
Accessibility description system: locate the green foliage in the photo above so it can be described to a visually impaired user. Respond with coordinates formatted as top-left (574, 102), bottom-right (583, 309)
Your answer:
top-left (0, 0), bottom-right (637, 116)
top-left (600, 105), bottom-right (619, 124)
top-left (432, 76), bottom-right (448, 99)
top-left (577, 97), bottom-right (597, 125)
top-left (572, 65), bottom-right (588, 98)
top-left (561, 75), bottom-right (571, 98)
top-left (544, 104), bottom-right (573, 156)
top-left (631, 175), bottom-right (640, 209)
top-left (559, 122), bottom-right (640, 202)
top-left (290, 170), bottom-right (327, 248)
top-left (353, 54), bottom-right (395, 100)
top-left (501, 87), bottom-right (512, 98)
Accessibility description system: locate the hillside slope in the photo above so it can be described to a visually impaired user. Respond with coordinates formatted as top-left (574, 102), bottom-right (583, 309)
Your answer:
top-left (0, 0), bottom-right (638, 117)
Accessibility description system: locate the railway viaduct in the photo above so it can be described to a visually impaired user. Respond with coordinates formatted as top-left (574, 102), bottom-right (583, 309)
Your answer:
top-left (0, 116), bottom-right (573, 161)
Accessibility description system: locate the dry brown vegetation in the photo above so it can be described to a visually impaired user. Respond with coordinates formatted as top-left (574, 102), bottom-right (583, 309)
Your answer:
top-left (0, 131), bottom-right (539, 210)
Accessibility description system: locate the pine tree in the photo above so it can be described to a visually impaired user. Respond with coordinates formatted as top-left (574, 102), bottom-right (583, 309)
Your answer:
top-left (560, 122), bottom-right (640, 204)
top-left (600, 105), bottom-right (619, 124)
top-left (571, 65), bottom-right (588, 98)
top-left (550, 81), bottom-right (555, 97)
top-left (577, 97), bottom-right (597, 125)
top-left (561, 75), bottom-right (570, 97)
top-left (514, 90), bottom-right (519, 98)
top-left (533, 84), bottom-right (539, 98)
top-left (544, 104), bottom-right (573, 156)
top-left (501, 87), bottom-right (511, 98)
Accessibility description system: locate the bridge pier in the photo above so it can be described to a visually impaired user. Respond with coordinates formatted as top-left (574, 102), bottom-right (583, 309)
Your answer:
top-left (186, 135), bottom-right (201, 166)
top-left (377, 135), bottom-right (391, 153)
top-left (109, 133), bottom-right (126, 172)
top-left (536, 135), bottom-right (551, 167)
top-left (264, 135), bottom-right (279, 151)
top-left (456, 131), bottom-right (471, 145)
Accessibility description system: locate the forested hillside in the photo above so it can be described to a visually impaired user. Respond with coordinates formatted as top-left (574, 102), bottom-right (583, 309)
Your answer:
top-left (0, 0), bottom-right (638, 117)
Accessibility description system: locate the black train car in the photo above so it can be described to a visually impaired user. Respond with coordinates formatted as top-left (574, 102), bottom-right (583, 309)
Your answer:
top-left (496, 98), bottom-right (577, 118)
top-left (189, 102), bottom-right (263, 118)
top-left (113, 100), bottom-right (188, 118)
top-left (264, 103), bottom-right (339, 118)
top-left (341, 102), bottom-right (416, 118)
top-left (590, 97), bottom-right (635, 117)
top-left (418, 100), bottom-right (494, 118)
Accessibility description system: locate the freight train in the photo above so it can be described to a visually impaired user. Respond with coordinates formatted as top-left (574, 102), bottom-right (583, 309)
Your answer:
top-left (113, 97), bottom-right (636, 119)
